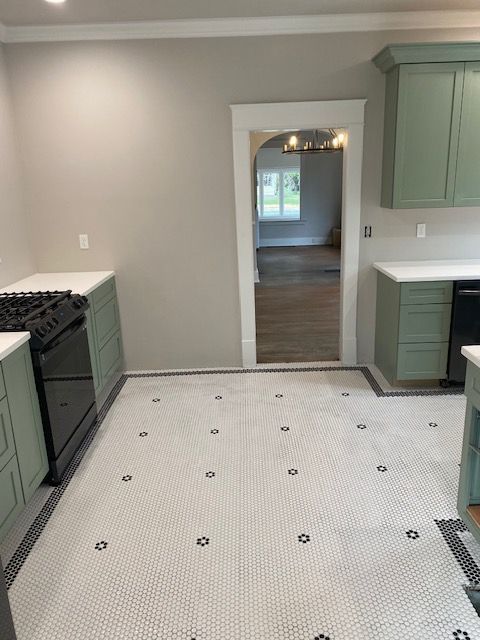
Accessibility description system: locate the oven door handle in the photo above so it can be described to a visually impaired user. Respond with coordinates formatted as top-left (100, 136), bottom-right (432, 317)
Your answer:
top-left (40, 316), bottom-right (88, 362)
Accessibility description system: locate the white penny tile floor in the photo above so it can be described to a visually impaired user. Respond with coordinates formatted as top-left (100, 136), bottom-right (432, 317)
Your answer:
top-left (2, 367), bottom-right (480, 640)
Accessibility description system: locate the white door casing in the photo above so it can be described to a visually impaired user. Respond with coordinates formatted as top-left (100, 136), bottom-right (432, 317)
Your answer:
top-left (230, 100), bottom-right (366, 367)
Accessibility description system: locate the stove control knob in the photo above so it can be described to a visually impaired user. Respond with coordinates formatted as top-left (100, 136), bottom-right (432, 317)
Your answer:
top-left (36, 325), bottom-right (48, 338)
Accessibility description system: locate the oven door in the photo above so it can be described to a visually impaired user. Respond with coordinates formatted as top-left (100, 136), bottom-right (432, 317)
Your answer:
top-left (35, 315), bottom-right (96, 460)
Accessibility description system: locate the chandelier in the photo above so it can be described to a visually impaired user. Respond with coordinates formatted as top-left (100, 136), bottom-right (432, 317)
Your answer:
top-left (282, 129), bottom-right (345, 155)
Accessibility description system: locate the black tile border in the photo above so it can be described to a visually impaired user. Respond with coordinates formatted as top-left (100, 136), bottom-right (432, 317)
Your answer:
top-left (3, 365), bottom-right (464, 589)
top-left (4, 375), bottom-right (127, 590)
top-left (128, 365), bottom-right (464, 398)
top-left (435, 519), bottom-right (480, 585)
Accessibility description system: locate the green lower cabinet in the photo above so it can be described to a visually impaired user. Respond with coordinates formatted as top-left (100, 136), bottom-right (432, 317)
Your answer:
top-left (0, 456), bottom-right (24, 542)
top-left (86, 277), bottom-right (124, 406)
top-left (375, 273), bottom-right (452, 383)
top-left (2, 343), bottom-right (49, 503)
top-left (458, 378), bottom-right (480, 544)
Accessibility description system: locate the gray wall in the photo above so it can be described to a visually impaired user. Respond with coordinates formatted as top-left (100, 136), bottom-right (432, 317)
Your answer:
top-left (0, 44), bottom-right (34, 288)
top-left (4, 30), bottom-right (480, 369)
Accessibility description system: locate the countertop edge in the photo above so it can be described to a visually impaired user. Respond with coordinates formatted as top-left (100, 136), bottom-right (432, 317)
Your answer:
top-left (80, 272), bottom-right (115, 296)
top-left (0, 333), bottom-right (30, 363)
top-left (461, 346), bottom-right (480, 369)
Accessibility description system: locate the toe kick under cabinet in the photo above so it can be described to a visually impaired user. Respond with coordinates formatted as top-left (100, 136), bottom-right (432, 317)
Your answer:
top-left (375, 274), bottom-right (452, 384)
top-left (85, 276), bottom-right (124, 407)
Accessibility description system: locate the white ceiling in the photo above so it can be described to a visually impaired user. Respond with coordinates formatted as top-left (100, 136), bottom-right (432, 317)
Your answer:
top-left (0, 0), bottom-right (479, 27)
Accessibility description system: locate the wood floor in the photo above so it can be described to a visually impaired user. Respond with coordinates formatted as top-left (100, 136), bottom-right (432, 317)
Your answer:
top-left (255, 245), bottom-right (340, 363)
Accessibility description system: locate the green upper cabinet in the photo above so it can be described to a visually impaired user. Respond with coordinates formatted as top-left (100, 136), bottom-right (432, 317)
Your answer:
top-left (454, 62), bottom-right (480, 206)
top-left (373, 43), bottom-right (480, 209)
top-left (393, 63), bottom-right (463, 208)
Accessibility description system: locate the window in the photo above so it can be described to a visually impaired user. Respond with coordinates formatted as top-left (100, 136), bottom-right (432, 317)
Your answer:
top-left (257, 168), bottom-right (300, 221)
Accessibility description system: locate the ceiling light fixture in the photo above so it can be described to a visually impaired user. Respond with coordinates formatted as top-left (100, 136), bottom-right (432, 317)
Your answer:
top-left (282, 129), bottom-right (345, 155)
top-left (44, 0), bottom-right (67, 4)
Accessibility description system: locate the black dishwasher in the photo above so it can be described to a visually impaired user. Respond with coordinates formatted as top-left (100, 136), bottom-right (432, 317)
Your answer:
top-left (447, 281), bottom-right (480, 384)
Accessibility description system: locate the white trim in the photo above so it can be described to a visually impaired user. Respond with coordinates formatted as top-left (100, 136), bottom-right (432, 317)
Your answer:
top-left (2, 11), bottom-right (480, 43)
top-left (231, 99), bottom-right (365, 368)
top-left (259, 237), bottom-right (330, 247)
top-left (254, 269), bottom-right (260, 284)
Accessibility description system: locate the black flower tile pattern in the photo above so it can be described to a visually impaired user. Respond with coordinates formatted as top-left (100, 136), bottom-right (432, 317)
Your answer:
top-left (406, 530), bottom-right (419, 540)
top-left (139, 432), bottom-right (148, 437)
top-left (280, 426), bottom-right (290, 432)
top-left (377, 465), bottom-right (387, 472)
top-left (205, 471), bottom-right (215, 478)
top-left (453, 631), bottom-right (471, 639)
top-left (122, 475), bottom-right (132, 482)
top-left (314, 635), bottom-right (330, 640)
top-left (210, 429), bottom-right (219, 435)
top-left (298, 533), bottom-right (310, 544)
top-left (215, 396), bottom-right (222, 400)
top-left (357, 423), bottom-right (367, 429)
top-left (275, 394), bottom-right (284, 398)
top-left (342, 392), bottom-right (350, 397)
top-left (152, 398), bottom-right (161, 403)
top-left (95, 541), bottom-right (108, 551)
top-left (288, 469), bottom-right (298, 475)
top-left (429, 421), bottom-right (438, 427)
top-left (196, 537), bottom-right (209, 547)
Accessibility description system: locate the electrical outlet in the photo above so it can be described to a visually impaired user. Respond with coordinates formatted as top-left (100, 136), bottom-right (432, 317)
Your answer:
top-left (416, 223), bottom-right (426, 238)
top-left (364, 226), bottom-right (372, 238)
top-left (79, 234), bottom-right (89, 250)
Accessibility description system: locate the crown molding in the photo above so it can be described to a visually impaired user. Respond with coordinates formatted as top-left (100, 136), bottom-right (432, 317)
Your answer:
top-left (2, 11), bottom-right (480, 43)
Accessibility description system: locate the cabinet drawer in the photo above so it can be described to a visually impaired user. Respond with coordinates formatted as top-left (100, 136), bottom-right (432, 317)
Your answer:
top-left (397, 342), bottom-right (448, 380)
top-left (94, 296), bottom-right (119, 349)
top-left (0, 455), bottom-right (24, 543)
top-left (400, 281), bottom-right (453, 305)
top-left (0, 396), bottom-right (15, 472)
top-left (91, 277), bottom-right (116, 312)
top-left (99, 330), bottom-right (122, 383)
top-left (0, 365), bottom-right (5, 400)
top-left (398, 303), bottom-right (451, 343)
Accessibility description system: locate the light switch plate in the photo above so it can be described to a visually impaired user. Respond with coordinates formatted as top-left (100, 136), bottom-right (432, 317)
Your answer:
top-left (416, 223), bottom-right (426, 238)
top-left (79, 234), bottom-right (89, 250)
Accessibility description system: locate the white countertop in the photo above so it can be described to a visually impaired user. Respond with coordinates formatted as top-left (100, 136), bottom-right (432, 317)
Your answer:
top-left (462, 346), bottom-right (480, 369)
top-left (374, 260), bottom-right (480, 283)
top-left (0, 271), bottom-right (115, 297)
top-left (0, 332), bottom-right (30, 363)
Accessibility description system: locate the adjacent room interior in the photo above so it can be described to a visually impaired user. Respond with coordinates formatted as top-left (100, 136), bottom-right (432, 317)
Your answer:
top-left (252, 129), bottom-right (343, 363)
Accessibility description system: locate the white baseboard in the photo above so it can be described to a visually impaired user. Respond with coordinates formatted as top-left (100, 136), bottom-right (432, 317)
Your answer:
top-left (259, 236), bottom-right (330, 247)
top-left (254, 269), bottom-right (260, 283)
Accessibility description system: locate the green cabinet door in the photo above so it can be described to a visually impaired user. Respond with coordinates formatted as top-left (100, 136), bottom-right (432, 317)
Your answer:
top-left (0, 455), bottom-right (24, 543)
top-left (2, 343), bottom-right (48, 502)
top-left (0, 396), bottom-right (15, 472)
top-left (86, 307), bottom-right (101, 395)
top-left (454, 62), bottom-right (480, 206)
top-left (390, 63), bottom-right (465, 208)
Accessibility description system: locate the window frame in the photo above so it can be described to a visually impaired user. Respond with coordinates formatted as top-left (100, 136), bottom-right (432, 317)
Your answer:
top-left (257, 166), bottom-right (301, 222)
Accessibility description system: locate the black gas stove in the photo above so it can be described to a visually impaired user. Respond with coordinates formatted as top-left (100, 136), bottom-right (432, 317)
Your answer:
top-left (0, 290), bottom-right (97, 483)
top-left (0, 290), bottom-right (89, 349)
